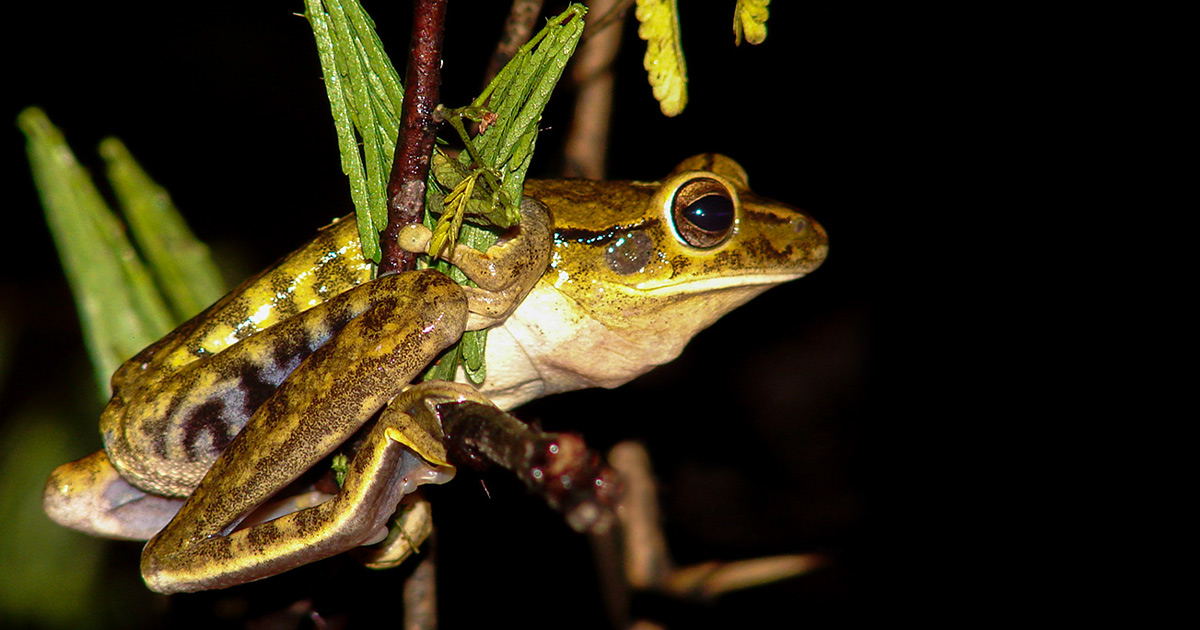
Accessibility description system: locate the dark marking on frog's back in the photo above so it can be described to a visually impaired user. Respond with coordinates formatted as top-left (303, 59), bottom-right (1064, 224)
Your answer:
top-left (181, 400), bottom-right (235, 461)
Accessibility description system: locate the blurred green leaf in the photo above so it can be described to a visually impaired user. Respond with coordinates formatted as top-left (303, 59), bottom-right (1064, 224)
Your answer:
top-left (100, 137), bottom-right (225, 321)
top-left (0, 411), bottom-right (108, 628)
top-left (19, 108), bottom-right (175, 400)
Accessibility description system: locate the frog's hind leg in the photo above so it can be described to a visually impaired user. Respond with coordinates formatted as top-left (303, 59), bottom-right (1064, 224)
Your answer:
top-left (139, 270), bottom-right (468, 593)
top-left (142, 396), bottom-right (456, 592)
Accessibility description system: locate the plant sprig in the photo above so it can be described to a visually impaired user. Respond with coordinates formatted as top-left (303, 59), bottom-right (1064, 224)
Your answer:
top-left (307, 1), bottom-right (585, 384)
top-left (19, 108), bottom-right (225, 400)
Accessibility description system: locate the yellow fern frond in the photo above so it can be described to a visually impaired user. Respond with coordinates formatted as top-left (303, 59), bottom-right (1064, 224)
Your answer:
top-left (733, 0), bottom-right (770, 46)
top-left (635, 0), bottom-right (688, 117)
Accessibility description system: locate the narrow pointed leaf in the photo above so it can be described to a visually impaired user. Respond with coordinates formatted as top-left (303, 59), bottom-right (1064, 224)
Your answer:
top-left (100, 137), bottom-right (225, 321)
top-left (19, 108), bottom-right (174, 399)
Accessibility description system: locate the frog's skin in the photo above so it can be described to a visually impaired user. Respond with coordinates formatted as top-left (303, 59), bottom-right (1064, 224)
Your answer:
top-left (43, 154), bottom-right (827, 593)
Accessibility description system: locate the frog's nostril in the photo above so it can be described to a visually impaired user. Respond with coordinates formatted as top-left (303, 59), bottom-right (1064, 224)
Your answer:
top-left (803, 216), bottom-right (827, 241)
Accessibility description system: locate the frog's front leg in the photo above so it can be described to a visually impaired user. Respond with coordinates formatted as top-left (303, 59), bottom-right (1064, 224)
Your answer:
top-left (140, 270), bottom-right (468, 593)
top-left (398, 197), bottom-right (553, 330)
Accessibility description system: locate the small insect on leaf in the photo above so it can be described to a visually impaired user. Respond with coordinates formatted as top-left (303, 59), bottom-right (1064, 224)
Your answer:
top-left (734, 0), bottom-right (771, 46)
top-left (636, 0), bottom-right (688, 117)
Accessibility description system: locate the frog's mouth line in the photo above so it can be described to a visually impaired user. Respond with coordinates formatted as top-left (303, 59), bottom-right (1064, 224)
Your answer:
top-left (638, 271), bottom-right (807, 294)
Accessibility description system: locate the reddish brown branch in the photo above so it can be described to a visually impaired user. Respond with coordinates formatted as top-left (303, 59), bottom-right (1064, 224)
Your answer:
top-left (435, 401), bottom-right (619, 534)
top-left (380, 0), bottom-right (448, 276)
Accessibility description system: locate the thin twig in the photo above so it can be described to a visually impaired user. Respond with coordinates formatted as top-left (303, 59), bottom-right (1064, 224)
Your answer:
top-left (435, 400), bottom-right (620, 534)
top-left (563, 0), bottom-right (624, 178)
top-left (606, 442), bottom-right (671, 590)
top-left (482, 0), bottom-right (545, 88)
top-left (403, 538), bottom-right (439, 630)
top-left (604, 442), bottom-right (828, 609)
top-left (380, 0), bottom-right (448, 276)
top-left (583, 0), bottom-right (635, 40)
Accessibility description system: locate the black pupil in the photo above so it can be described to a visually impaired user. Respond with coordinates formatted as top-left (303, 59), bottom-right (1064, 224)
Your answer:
top-left (683, 194), bottom-right (734, 232)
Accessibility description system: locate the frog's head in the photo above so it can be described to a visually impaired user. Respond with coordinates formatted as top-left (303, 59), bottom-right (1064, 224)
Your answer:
top-left (520, 154), bottom-right (827, 382)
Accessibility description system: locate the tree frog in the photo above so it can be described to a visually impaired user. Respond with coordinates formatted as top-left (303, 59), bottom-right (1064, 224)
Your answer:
top-left (43, 154), bottom-right (827, 593)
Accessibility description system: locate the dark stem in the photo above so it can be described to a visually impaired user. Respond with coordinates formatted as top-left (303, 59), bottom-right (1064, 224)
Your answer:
top-left (584, 0), bottom-right (635, 40)
top-left (402, 537), bottom-right (438, 630)
top-left (380, 0), bottom-right (448, 276)
top-left (435, 401), bottom-right (619, 534)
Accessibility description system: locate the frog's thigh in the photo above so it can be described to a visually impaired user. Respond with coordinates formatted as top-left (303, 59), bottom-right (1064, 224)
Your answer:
top-left (143, 400), bottom-right (455, 593)
top-left (43, 450), bottom-right (184, 540)
top-left (141, 270), bottom-right (467, 593)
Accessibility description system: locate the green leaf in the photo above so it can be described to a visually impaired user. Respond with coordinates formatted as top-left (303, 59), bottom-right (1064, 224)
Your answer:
top-left (306, 2), bottom-right (585, 385)
top-left (422, 4), bottom-right (587, 383)
top-left (304, 0), bottom-right (405, 263)
top-left (0, 411), bottom-right (107, 627)
top-left (429, 172), bottom-right (476, 260)
top-left (19, 108), bottom-right (175, 399)
top-left (99, 138), bottom-right (225, 321)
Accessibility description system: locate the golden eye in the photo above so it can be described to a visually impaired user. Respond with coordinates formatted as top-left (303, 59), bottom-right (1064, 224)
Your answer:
top-left (671, 177), bottom-right (735, 248)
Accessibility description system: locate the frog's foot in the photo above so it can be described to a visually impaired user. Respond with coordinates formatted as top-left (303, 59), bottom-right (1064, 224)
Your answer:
top-left (353, 494), bottom-right (434, 569)
top-left (397, 197), bottom-right (553, 330)
top-left (139, 272), bottom-right (469, 593)
top-left (140, 399), bottom-right (456, 593)
top-left (43, 450), bottom-right (184, 540)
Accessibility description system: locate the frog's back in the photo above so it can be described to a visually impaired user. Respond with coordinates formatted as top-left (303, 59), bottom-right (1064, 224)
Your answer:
top-left (101, 216), bottom-right (373, 497)
top-left (181, 217), bottom-right (373, 367)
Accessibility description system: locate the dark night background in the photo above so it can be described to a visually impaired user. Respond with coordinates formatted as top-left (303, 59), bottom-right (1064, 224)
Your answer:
top-left (1, 2), bottom-right (921, 627)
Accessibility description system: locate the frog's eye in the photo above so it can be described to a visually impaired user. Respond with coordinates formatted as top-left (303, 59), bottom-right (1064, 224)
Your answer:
top-left (671, 177), bottom-right (736, 248)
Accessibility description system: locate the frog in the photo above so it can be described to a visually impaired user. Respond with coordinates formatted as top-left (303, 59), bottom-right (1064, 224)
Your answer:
top-left (42, 153), bottom-right (828, 594)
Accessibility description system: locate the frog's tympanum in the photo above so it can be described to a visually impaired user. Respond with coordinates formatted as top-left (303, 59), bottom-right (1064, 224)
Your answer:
top-left (43, 154), bottom-right (827, 593)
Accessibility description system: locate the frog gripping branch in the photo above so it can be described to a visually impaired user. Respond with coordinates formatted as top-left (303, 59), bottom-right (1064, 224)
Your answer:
top-left (29, 0), bottom-right (826, 605)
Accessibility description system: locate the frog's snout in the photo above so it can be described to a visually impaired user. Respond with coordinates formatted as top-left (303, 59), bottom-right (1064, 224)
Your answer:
top-left (791, 210), bottom-right (825, 239)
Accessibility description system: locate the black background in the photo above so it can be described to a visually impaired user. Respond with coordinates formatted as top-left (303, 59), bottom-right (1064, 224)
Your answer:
top-left (2, 2), bottom-right (913, 627)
